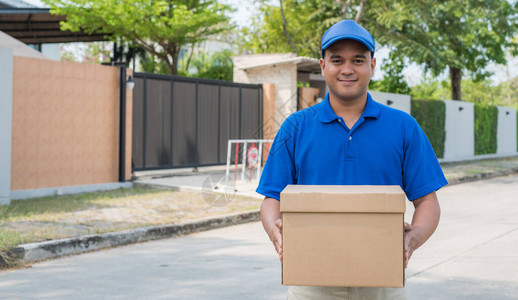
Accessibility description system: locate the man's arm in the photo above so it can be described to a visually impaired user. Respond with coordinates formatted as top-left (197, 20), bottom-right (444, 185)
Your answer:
top-left (260, 197), bottom-right (283, 262)
top-left (404, 191), bottom-right (441, 268)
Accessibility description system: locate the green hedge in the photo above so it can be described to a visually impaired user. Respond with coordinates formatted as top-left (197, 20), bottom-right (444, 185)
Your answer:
top-left (474, 104), bottom-right (498, 155)
top-left (411, 99), bottom-right (446, 158)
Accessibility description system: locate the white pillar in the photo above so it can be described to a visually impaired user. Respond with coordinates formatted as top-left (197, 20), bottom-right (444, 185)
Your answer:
top-left (443, 100), bottom-right (475, 161)
top-left (369, 91), bottom-right (411, 114)
top-left (0, 47), bottom-right (13, 205)
top-left (497, 106), bottom-right (518, 155)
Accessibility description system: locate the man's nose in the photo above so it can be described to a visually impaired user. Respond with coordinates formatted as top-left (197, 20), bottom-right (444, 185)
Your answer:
top-left (339, 61), bottom-right (354, 75)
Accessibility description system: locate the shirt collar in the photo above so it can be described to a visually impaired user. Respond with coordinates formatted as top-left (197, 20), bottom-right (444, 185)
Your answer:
top-left (316, 92), bottom-right (381, 123)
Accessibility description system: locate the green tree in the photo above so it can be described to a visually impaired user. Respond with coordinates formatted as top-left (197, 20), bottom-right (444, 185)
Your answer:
top-left (243, 0), bottom-right (518, 101)
top-left (369, 51), bottom-right (410, 94)
top-left (60, 44), bottom-right (77, 62)
top-left (83, 42), bottom-right (111, 64)
top-left (494, 76), bottom-right (518, 109)
top-left (366, 0), bottom-right (518, 101)
top-left (43, 0), bottom-right (233, 75)
top-left (240, 0), bottom-right (326, 57)
top-left (409, 77), bottom-right (450, 100)
top-left (408, 75), bottom-right (518, 110)
top-left (184, 49), bottom-right (234, 81)
top-left (138, 51), bottom-right (172, 75)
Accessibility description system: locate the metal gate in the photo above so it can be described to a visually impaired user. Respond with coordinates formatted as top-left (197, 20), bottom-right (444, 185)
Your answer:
top-left (132, 72), bottom-right (263, 171)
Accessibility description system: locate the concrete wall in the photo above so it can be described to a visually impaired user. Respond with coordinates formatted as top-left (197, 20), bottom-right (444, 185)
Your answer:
top-left (369, 91), bottom-right (411, 114)
top-left (41, 44), bottom-right (61, 61)
top-left (11, 56), bottom-right (132, 192)
top-left (0, 47), bottom-right (13, 205)
top-left (0, 31), bottom-right (48, 60)
top-left (443, 100), bottom-right (475, 161)
top-left (497, 106), bottom-right (517, 155)
top-left (234, 54), bottom-right (297, 131)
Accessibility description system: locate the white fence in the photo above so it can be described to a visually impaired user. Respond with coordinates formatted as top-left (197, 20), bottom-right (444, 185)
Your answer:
top-left (225, 139), bottom-right (274, 184)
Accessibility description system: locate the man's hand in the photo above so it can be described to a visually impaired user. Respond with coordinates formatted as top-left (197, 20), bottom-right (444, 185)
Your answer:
top-left (404, 191), bottom-right (441, 268)
top-left (260, 197), bottom-right (283, 262)
top-left (404, 222), bottom-right (417, 269)
top-left (268, 219), bottom-right (283, 262)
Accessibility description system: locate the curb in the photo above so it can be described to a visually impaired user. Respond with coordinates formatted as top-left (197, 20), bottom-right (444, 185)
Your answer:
top-left (133, 182), bottom-right (264, 199)
top-left (446, 167), bottom-right (518, 185)
top-left (3, 210), bottom-right (260, 266)
top-left (3, 168), bottom-right (518, 267)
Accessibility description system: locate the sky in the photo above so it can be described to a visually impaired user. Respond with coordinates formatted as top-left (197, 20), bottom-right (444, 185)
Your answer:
top-left (22, 0), bottom-right (518, 86)
top-left (20, 0), bottom-right (43, 6)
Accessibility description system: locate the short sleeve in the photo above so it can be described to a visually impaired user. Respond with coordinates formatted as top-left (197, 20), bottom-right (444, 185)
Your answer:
top-left (256, 116), bottom-right (299, 200)
top-left (402, 123), bottom-right (448, 200)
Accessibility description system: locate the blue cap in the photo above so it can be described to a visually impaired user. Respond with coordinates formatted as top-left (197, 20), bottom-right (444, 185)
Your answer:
top-left (321, 20), bottom-right (375, 58)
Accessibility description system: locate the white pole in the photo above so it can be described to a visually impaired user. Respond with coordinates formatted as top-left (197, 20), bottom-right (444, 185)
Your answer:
top-left (225, 140), bottom-right (232, 186)
top-left (241, 141), bottom-right (247, 181)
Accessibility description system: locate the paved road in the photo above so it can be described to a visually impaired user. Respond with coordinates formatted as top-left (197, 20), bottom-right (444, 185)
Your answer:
top-left (1, 174), bottom-right (518, 299)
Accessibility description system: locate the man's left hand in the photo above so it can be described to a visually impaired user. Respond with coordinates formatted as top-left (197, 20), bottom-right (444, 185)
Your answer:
top-left (403, 191), bottom-right (441, 269)
top-left (404, 222), bottom-right (417, 269)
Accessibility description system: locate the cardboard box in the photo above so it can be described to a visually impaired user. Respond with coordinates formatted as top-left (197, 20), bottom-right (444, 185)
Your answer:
top-left (280, 185), bottom-right (406, 287)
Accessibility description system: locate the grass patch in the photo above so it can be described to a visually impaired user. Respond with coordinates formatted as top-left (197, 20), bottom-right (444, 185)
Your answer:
top-left (0, 188), bottom-right (162, 222)
top-left (0, 187), bottom-right (262, 268)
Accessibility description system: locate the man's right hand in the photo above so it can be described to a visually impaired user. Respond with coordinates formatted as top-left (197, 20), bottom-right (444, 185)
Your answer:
top-left (260, 197), bottom-right (283, 262)
top-left (268, 218), bottom-right (283, 262)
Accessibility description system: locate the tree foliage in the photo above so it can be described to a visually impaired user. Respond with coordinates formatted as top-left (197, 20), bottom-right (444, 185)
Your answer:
top-left (369, 51), bottom-right (410, 94)
top-left (366, 0), bottom-right (518, 100)
top-left (410, 76), bottom-right (518, 109)
top-left (242, 0), bottom-right (518, 100)
top-left (192, 50), bottom-right (234, 81)
top-left (180, 49), bottom-right (234, 81)
top-left (239, 0), bottom-right (327, 57)
top-left (44, 0), bottom-right (233, 74)
top-left (59, 42), bottom-right (111, 64)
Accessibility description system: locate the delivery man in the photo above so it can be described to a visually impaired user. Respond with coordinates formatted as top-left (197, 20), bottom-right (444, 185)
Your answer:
top-left (256, 20), bottom-right (448, 299)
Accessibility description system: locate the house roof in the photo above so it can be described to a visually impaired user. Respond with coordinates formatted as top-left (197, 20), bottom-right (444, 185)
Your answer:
top-left (0, 4), bottom-right (108, 44)
top-left (0, 29), bottom-right (48, 58)
top-left (0, 0), bottom-right (34, 9)
top-left (237, 56), bottom-right (321, 73)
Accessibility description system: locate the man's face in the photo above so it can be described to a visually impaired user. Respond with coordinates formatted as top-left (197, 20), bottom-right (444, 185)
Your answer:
top-left (319, 39), bottom-right (376, 103)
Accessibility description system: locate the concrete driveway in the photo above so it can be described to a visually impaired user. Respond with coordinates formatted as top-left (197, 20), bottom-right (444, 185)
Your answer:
top-left (1, 174), bottom-right (518, 299)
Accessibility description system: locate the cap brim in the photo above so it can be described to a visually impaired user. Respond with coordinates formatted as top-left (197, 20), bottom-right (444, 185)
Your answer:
top-left (321, 35), bottom-right (375, 55)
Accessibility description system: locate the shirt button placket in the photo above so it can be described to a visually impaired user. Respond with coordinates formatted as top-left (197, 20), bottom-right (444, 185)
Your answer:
top-left (345, 133), bottom-right (354, 160)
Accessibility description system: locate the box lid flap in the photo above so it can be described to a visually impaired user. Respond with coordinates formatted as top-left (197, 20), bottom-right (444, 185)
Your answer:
top-left (280, 185), bottom-right (406, 213)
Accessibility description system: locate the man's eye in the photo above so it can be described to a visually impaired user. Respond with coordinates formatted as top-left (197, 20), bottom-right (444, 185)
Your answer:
top-left (354, 59), bottom-right (365, 64)
top-left (332, 59), bottom-right (342, 64)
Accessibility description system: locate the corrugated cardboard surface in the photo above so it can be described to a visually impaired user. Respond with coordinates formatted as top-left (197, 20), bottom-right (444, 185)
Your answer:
top-left (281, 185), bottom-right (406, 213)
top-left (281, 185), bottom-right (405, 287)
top-left (11, 57), bottom-right (127, 190)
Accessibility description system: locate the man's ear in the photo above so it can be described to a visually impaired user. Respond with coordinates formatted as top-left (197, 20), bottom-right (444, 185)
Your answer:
top-left (371, 57), bottom-right (376, 74)
top-left (319, 58), bottom-right (325, 76)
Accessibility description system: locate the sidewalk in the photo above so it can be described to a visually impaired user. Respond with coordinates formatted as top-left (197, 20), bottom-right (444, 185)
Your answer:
top-left (1, 174), bottom-right (518, 299)
top-left (133, 156), bottom-right (518, 196)
top-left (4, 156), bottom-right (518, 267)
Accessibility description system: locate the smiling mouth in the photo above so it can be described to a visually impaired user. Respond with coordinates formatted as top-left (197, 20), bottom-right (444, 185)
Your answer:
top-left (338, 79), bottom-right (357, 85)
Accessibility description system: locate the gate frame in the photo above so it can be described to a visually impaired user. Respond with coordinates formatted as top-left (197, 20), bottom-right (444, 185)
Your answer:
top-left (132, 72), bottom-right (263, 171)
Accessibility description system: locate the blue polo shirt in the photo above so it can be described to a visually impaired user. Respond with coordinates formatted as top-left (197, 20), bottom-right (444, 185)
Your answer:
top-left (256, 92), bottom-right (448, 201)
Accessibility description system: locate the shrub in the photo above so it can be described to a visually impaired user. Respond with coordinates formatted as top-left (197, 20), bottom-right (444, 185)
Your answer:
top-left (474, 104), bottom-right (498, 155)
top-left (411, 99), bottom-right (446, 158)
